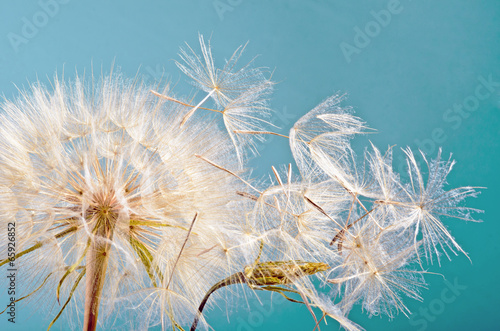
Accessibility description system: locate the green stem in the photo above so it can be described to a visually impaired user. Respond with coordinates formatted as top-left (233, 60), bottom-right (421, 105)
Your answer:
top-left (190, 272), bottom-right (246, 331)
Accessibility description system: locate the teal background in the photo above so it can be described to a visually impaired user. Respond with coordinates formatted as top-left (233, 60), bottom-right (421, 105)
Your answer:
top-left (0, 0), bottom-right (499, 330)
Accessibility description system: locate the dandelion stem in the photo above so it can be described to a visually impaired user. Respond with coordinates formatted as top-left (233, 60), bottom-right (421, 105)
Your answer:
top-left (83, 219), bottom-right (115, 331)
top-left (190, 272), bottom-right (246, 331)
top-left (191, 259), bottom-right (328, 330)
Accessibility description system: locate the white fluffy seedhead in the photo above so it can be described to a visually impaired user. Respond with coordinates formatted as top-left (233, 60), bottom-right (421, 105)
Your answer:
top-left (0, 73), bottom-right (256, 329)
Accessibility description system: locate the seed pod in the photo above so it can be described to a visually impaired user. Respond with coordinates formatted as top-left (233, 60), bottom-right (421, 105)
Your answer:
top-left (244, 261), bottom-right (329, 286)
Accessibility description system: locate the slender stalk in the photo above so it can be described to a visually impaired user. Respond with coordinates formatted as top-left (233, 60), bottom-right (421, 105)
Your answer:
top-left (83, 220), bottom-right (114, 331)
top-left (191, 272), bottom-right (246, 331)
top-left (191, 259), bottom-right (329, 330)
top-left (150, 90), bottom-right (222, 114)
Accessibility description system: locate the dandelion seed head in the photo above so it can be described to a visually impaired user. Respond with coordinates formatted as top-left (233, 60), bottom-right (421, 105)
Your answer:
top-left (0, 72), bottom-right (253, 329)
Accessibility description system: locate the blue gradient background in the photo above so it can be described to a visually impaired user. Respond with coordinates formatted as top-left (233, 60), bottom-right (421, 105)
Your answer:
top-left (0, 1), bottom-right (499, 330)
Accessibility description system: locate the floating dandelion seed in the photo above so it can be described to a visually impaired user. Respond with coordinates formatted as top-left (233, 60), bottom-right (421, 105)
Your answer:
top-left (176, 34), bottom-right (269, 110)
top-left (154, 34), bottom-right (275, 164)
top-left (282, 94), bottom-right (480, 322)
top-left (328, 221), bottom-right (426, 318)
top-left (289, 94), bottom-right (367, 183)
top-left (246, 91), bottom-right (481, 327)
top-left (398, 148), bottom-right (482, 264)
